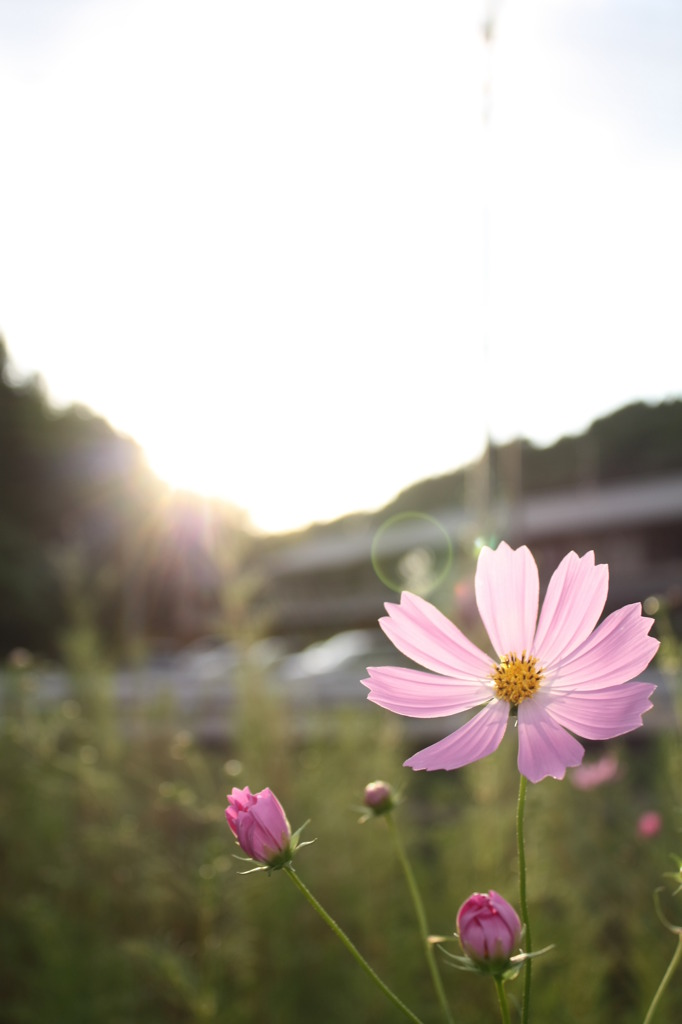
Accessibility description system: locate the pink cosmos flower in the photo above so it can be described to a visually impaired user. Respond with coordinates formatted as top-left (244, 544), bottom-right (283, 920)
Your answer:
top-left (569, 752), bottom-right (620, 791)
top-left (457, 890), bottom-right (521, 967)
top-left (637, 810), bottom-right (662, 838)
top-left (226, 785), bottom-right (292, 867)
top-left (363, 543), bottom-right (659, 783)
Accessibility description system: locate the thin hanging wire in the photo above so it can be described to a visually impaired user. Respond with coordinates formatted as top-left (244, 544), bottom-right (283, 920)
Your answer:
top-left (470, 1), bottom-right (500, 544)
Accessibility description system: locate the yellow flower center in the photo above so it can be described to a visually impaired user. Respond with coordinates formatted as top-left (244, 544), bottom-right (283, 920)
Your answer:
top-left (492, 652), bottom-right (543, 706)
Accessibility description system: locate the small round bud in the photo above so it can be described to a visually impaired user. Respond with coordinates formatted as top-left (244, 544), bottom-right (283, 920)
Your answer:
top-left (363, 780), bottom-right (395, 815)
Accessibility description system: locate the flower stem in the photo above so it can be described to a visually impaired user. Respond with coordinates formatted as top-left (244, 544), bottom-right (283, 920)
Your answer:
top-left (493, 976), bottom-right (512, 1024)
top-left (384, 812), bottom-right (456, 1024)
top-left (642, 933), bottom-right (682, 1024)
top-left (283, 865), bottom-right (426, 1024)
top-left (517, 774), bottom-right (532, 1024)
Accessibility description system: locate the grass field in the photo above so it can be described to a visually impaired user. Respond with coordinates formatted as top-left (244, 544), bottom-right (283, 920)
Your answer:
top-left (1, 635), bottom-right (680, 1024)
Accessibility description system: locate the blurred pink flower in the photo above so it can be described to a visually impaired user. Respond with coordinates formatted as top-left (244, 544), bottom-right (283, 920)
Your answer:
top-left (637, 810), bottom-right (662, 838)
top-left (226, 786), bottom-right (292, 867)
top-left (363, 543), bottom-right (659, 783)
top-left (570, 752), bottom-right (620, 790)
top-left (457, 890), bottom-right (521, 967)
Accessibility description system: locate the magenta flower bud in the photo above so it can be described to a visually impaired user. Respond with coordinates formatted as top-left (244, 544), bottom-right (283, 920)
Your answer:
top-left (363, 780), bottom-right (395, 815)
top-left (457, 891), bottom-right (521, 969)
top-left (226, 786), bottom-right (292, 869)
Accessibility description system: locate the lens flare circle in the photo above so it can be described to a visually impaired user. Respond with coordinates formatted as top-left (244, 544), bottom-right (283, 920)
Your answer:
top-left (371, 512), bottom-right (453, 595)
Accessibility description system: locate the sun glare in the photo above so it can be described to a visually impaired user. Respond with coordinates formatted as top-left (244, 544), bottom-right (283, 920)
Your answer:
top-left (140, 429), bottom-right (327, 534)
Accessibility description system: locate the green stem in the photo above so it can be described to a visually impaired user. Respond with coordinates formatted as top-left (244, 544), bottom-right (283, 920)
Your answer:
top-left (493, 976), bottom-right (512, 1024)
top-left (517, 774), bottom-right (532, 1024)
top-left (385, 812), bottom-right (456, 1024)
top-left (642, 933), bottom-right (682, 1024)
top-left (283, 865), bottom-right (426, 1024)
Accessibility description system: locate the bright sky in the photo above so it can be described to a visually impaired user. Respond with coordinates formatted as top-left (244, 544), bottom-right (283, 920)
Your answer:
top-left (1, 0), bottom-right (681, 533)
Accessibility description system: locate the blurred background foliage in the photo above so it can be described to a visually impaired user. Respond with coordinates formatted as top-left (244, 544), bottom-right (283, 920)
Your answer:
top-left (1, 637), bottom-right (680, 1024)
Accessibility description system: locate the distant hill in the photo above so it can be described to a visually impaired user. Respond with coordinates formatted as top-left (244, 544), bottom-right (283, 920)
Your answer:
top-left (381, 399), bottom-right (682, 517)
top-left (0, 338), bottom-right (248, 659)
top-left (264, 398), bottom-right (682, 548)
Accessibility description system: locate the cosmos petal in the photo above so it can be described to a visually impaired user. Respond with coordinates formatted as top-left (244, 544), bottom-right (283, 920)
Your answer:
top-left (250, 791), bottom-right (291, 851)
top-left (363, 665), bottom-right (493, 718)
top-left (379, 591), bottom-right (492, 678)
top-left (533, 551), bottom-right (609, 666)
top-left (541, 682), bottom-right (656, 740)
top-left (517, 699), bottom-right (584, 782)
top-left (404, 700), bottom-right (509, 771)
top-left (475, 543), bottom-right (538, 658)
top-left (548, 604), bottom-right (660, 692)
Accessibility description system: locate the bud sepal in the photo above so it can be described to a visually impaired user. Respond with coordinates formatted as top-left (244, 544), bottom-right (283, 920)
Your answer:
top-left (440, 942), bottom-right (554, 981)
top-left (235, 820), bottom-right (315, 874)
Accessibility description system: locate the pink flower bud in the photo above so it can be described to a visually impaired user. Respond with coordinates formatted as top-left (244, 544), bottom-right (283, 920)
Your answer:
top-left (363, 780), bottom-right (395, 814)
top-left (226, 786), bottom-right (292, 868)
top-left (457, 891), bottom-right (521, 968)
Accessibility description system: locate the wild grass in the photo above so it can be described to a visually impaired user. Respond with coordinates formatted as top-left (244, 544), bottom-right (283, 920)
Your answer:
top-left (0, 633), bottom-right (680, 1024)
